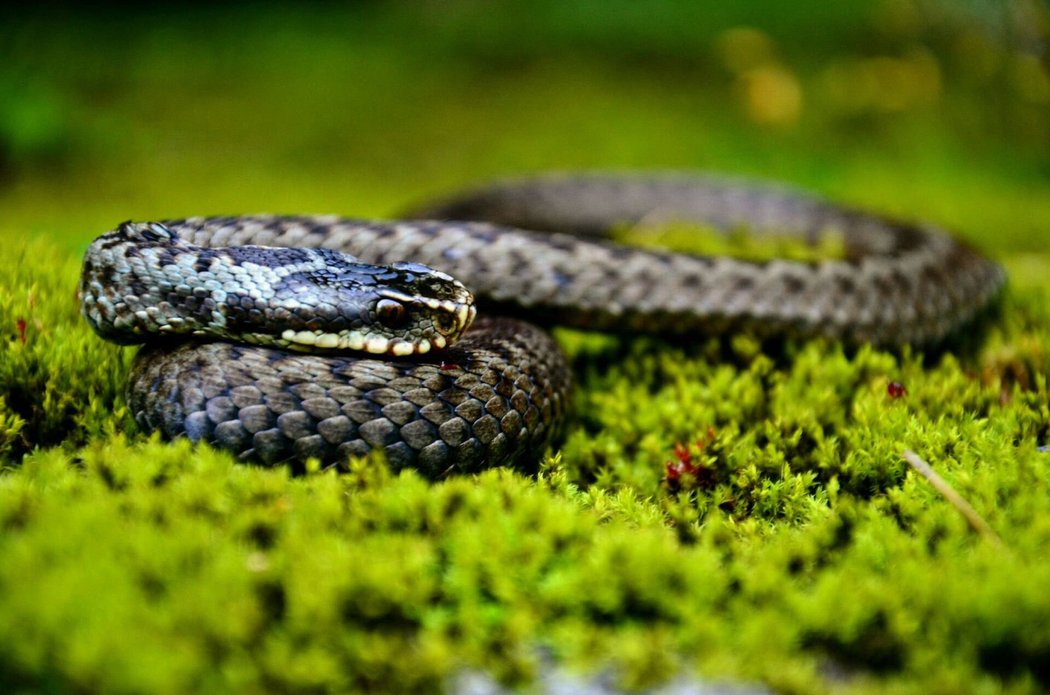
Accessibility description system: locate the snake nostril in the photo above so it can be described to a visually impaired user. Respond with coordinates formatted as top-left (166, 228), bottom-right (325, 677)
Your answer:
top-left (434, 312), bottom-right (459, 336)
top-left (376, 299), bottom-right (407, 329)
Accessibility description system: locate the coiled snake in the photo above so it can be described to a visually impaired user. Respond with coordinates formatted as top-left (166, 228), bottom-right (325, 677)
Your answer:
top-left (79, 174), bottom-right (1005, 474)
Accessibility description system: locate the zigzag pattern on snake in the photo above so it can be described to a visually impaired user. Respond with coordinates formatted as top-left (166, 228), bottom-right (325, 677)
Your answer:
top-left (79, 174), bottom-right (1005, 473)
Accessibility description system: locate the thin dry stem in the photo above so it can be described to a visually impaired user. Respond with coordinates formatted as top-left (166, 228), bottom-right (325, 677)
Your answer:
top-left (902, 449), bottom-right (1004, 548)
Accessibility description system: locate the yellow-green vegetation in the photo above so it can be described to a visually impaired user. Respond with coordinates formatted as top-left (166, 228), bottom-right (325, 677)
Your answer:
top-left (2, 2), bottom-right (1050, 693)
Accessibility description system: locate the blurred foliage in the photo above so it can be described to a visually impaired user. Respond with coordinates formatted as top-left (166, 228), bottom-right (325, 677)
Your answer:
top-left (1, 0), bottom-right (1049, 246)
top-left (1, 0), bottom-right (1050, 692)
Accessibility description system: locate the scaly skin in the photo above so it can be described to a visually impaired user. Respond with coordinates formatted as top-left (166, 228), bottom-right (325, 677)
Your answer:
top-left (81, 174), bottom-right (1005, 472)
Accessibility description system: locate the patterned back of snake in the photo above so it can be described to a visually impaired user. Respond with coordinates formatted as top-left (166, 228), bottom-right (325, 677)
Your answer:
top-left (83, 174), bottom-right (1005, 473)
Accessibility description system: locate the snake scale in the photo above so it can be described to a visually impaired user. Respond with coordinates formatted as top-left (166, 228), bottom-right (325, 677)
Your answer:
top-left (79, 174), bottom-right (1005, 473)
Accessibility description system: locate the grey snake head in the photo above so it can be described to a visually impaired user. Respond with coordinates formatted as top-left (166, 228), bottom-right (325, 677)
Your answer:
top-left (80, 221), bottom-right (477, 357)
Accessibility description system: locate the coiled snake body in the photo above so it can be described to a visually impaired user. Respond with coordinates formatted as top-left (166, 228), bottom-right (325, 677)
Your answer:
top-left (80, 174), bottom-right (1005, 473)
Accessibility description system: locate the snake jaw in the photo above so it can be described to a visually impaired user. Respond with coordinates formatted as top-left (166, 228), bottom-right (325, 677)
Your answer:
top-left (249, 281), bottom-right (473, 354)
top-left (266, 284), bottom-right (475, 356)
top-left (276, 324), bottom-right (463, 357)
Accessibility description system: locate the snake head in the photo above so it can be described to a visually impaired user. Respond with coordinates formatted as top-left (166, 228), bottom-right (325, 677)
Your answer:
top-left (82, 223), bottom-right (478, 357)
top-left (261, 254), bottom-right (477, 357)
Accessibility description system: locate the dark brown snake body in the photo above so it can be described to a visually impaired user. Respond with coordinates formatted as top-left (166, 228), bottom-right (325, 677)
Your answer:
top-left (80, 174), bottom-right (1005, 473)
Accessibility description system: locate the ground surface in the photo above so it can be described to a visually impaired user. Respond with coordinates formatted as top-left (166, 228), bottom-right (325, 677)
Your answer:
top-left (2, 2), bottom-right (1050, 693)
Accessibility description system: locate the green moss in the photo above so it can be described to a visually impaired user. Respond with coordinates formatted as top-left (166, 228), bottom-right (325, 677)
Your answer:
top-left (2, 2), bottom-right (1050, 693)
top-left (2, 428), bottom-right (1048, 693)
top-left (0, 239), bottom-right (135, 460)
top-left (614, 221), bottom-right (848, 264)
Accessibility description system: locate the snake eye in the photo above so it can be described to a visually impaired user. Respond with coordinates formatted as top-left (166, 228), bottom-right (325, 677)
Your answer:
top-left (376, 299), bottom-right (406, 328)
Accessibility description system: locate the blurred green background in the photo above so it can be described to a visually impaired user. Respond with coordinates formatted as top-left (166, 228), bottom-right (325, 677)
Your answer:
top-left (2, 0), bottom-right (1048, 251)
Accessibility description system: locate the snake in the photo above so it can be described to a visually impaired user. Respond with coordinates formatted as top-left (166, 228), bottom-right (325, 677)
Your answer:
top-left (79, 173), bottom-right (1006, 474)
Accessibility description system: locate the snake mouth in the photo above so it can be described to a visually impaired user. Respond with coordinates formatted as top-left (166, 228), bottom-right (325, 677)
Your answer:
top-left (259, 299), bottom-right (476, 357)
top-left (276, 328), bottom-right (442, 356)
top-left (271, 294), bottom-right (476, 357)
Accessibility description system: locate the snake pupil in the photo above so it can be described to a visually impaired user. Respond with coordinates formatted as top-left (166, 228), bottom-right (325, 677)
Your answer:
top-left (376, 299), bottom-right (406, 328)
